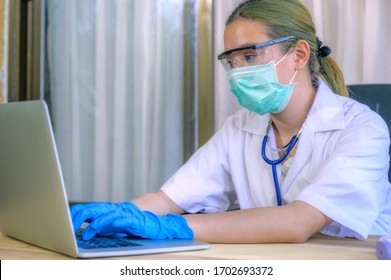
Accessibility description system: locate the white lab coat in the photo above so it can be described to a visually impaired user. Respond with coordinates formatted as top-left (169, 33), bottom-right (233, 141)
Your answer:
top-left (161, 79), bottom-right (391, 239)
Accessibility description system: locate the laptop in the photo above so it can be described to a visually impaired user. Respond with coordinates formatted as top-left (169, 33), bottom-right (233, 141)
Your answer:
top-left (0, 100), bottom-right (210, 258)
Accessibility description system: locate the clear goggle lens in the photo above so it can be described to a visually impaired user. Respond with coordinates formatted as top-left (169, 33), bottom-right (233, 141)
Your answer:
top-left (217, 36), bottom-right (298, 72)
top-left (219, 45), bottom-right (273, 71)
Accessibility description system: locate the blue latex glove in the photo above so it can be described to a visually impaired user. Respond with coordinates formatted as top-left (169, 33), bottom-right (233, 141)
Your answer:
top-left (71, 202), bottom-right (121, 234)
top-left (70, 202), bottom-right (194, 241)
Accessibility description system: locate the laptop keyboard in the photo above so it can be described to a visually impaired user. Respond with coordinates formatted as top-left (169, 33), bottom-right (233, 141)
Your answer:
top-left (76, 231), bottom-right (142, 249)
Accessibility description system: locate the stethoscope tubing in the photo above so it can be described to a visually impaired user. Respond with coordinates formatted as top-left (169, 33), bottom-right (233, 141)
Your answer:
top-left (261, 124), bottom-right (301, 206)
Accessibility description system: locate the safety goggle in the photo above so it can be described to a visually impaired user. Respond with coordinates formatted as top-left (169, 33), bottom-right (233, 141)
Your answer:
top-left (217, 35), bottom-right (298, 71)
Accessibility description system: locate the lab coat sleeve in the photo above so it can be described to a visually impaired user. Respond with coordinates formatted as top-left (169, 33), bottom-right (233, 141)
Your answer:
top-left (161, 115), bottom-right (238, 214)
top-left (297, 107), bottom-right (390, 239)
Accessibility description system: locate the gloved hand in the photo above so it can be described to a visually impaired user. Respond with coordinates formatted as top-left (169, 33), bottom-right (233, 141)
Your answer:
top-left (71, 202), bottom-right (121, 234)
top-left (70, 202), bottom-right (194, 241)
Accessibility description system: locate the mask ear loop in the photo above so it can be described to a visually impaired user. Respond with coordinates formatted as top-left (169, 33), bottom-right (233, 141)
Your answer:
top-left (275, 49), bottom-right (291, 66)
top-left (275, 45), bottom-right (298, 85)
top-left (289, 70), bottom-right (298, 84)
top-left (275, 42), bottom-right (297, 66)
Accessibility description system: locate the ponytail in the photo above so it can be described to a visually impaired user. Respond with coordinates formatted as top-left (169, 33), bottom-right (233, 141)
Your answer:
top-left (315, 39), bottom-right (349, 97)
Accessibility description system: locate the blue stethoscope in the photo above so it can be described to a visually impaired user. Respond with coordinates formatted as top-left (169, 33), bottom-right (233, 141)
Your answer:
top-left (261, 121), bottom-right (302, 206)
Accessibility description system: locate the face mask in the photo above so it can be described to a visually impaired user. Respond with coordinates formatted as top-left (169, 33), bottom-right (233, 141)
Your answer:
top-left (227, 54), bottom-right (297, 115)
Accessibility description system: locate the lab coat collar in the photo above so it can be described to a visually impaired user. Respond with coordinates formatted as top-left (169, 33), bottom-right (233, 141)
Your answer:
top-left (282, 78), bottom-right (347, 195)
top-left (242, 78), bottom-right (346, 135)
top-left (306, 78), bottom-right (346, 133)
top-left (242, 111), bottom-right (270, 136)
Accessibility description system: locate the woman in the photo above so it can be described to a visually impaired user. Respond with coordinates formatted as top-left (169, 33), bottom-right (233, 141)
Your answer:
top-left (71, 0), bottom-right (391, 243)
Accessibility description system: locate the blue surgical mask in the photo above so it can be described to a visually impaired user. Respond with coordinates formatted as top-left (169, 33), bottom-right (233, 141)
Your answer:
top-left (227, 55), bottom-right (297, 115)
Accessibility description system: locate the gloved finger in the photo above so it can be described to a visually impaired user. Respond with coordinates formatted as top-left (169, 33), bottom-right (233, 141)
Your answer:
top-left (70, 204), bottom-right (88, 221)
top-left (72, 203), bottom-right (115, 233)
top-left (93, 226), bottom-right (120, 237)
top-left (110, 213), bottom-right (139, 228)
top-left (95, 215), bottom-right (140, 237)
top-left (70, 202), bottom-right (103, 217)
top-left (80, 224), bottom-right (98, 240)
top-left (81, 210), bottom-right (124, 240)
top-left (70, 204), bottom-right (92, 232)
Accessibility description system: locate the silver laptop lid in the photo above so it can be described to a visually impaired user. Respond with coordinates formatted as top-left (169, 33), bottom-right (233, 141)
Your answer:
top-left (0, 100), bottom-right (78, 257)
top-left (0, 100), bottom-right (211, 258)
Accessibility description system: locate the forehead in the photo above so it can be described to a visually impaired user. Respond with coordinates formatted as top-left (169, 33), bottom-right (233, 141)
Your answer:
top-left (223, 18), bottom-right (270, 50)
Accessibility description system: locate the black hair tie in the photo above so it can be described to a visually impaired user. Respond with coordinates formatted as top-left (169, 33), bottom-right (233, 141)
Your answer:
top-left (316, 37), bottom-right (331, 58)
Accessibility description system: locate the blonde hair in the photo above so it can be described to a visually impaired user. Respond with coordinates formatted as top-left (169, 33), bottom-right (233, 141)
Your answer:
top-left (226, 0), bottom-right (349, 97)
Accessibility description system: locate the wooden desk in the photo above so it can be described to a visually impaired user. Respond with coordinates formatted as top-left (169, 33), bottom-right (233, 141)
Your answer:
top-left (0, 232), bottom-right (379, 260)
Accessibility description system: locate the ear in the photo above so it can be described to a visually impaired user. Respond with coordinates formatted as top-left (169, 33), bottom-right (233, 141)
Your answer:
top-left (293, 40), bottom-right (310, 70)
